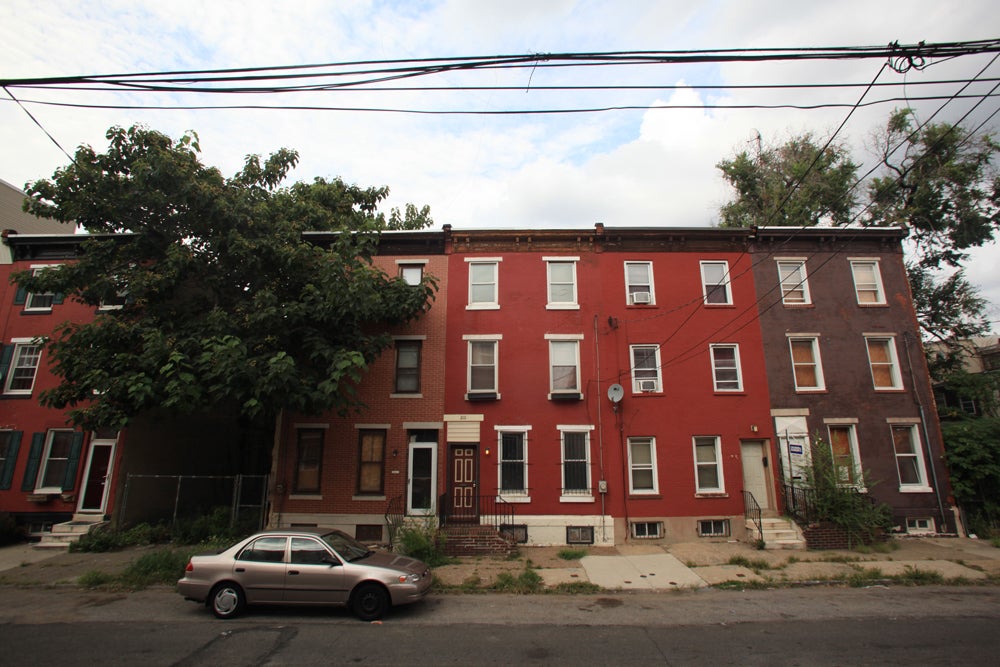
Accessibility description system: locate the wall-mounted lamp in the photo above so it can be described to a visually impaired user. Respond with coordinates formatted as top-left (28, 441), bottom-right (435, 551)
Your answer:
top-left (392, 449), bottom-right (398, 458)
top-left (750, 425), bottom-right (759, 433)
top-left (484, 448), bottom-right (491, 456)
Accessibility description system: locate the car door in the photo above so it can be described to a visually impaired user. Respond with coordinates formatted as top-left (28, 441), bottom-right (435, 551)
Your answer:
top-left (234, 536), bottom-right (288, 604)
top-left (285, 537), bottom-right (347, 604)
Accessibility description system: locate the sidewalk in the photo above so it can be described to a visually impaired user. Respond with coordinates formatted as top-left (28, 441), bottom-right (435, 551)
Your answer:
top-left (1, 536), bottom-right (998, 591)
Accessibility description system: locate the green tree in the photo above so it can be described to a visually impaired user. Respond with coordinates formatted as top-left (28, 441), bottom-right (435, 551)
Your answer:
top-left (717, 132), bottom-right (859, 228)
top-left (940, 417), bottom-right (1000, 535)
top-left (16, 125), bottom-right (436, 430)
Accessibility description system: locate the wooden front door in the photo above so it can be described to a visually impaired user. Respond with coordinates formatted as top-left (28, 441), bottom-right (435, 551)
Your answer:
top-left (449, 445), bottom-right (478, 522)
top-left (741, 440), bottom-right (773, 512)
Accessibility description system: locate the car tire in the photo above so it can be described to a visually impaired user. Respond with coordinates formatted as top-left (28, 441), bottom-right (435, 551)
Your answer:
top-left (351, 582), bottom-right (389, 621)
top-left (210, 582), bottom-right (246, 619)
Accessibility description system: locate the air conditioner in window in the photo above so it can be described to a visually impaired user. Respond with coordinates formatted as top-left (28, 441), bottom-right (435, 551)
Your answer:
top-left (631, 291), bottom-right (651, 304)
top-left (638, 379), bottom-right (658, 392)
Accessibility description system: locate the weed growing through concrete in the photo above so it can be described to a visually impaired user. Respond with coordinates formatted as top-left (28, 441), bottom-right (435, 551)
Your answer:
top-left (557, 548), bottom-right (588, 561)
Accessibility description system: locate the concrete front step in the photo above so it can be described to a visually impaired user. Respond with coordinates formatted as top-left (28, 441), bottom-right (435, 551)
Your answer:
top-left (34, 517), bottom-right (107, 549)
top-left (747, 518), bottom-right (806, 550)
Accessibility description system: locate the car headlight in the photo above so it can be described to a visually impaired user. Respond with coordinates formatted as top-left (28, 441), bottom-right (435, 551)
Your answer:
top-left (398, 573), bottom-right (422, 583)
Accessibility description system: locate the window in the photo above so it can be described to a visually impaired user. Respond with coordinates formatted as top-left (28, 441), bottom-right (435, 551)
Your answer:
top-left (777, 260), bottom-right (810, 305)
top-left (238, 536), bottom-right (287, 563)
top-left (36, 430), bottom-right (75, 492)
top-left (357, 429), bottom-right (386, 494)
top-left (549, 339), bottom-right (581, 397)
top-left (851, 260), bottom-right (886, 305)
top-left (693, 436), bottom-right (724, 493)
top-left (827, 424), bottom-right (860, 485)
top-left (628, 437), bottom-right (658, 494)
top-left (788, 337), bottom-right (825, 391)
top-left (697, 519), bottom-right (731, 537)
top-left (710, 344), bottom-right (742, 391)
top-left (625, 261), bottom-right (654, 305)
top-left (23, 266), bottom-right (60, 312)
top-left (3, 342), bottom-right (42, 395)
top-left (467, 338), bottom-right (499, 397)
top-left (892, 424), bottom-right (930, 490)
top-left (906, 517), bottom-right (935, 534)
top-left (700, 261), bottom-right (732, 305)
top-left (467, 260), bottom-right (499, 308)
top-left (866, 337), bottom-right (902, 389)
top-left (631, 521), bottom-right (663, 538)
top-left (545, 258), bottom-right (578, 308)
top-left (630, 345), bottom-right (661, 393)
top-left (566, 526), bottom-right (594, 544)
top-left (394, 340), bottom-right (421, 394)
top-left (290, 537), bottom-right (332, 565)
top-left (399, 263), bottom-right (424, 286)
top-left (498, 430), bottom-right (528, 496)
top-left (0, 430), bottom-right (22, 490)
top-left (294, 429), bottom-right (323, 494)
top-left (561, 430), bottom-right (591, 497)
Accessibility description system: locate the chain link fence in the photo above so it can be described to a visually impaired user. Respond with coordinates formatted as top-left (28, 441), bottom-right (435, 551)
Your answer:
top-left (118, 474), bottom-right (268, 533)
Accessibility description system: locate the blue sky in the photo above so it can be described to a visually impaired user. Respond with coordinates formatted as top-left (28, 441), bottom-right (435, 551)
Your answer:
top-left (2, 0), bottom-right (998, 323)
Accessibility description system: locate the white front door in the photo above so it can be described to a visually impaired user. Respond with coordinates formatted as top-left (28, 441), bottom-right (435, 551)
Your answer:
top-left (77, 432), bottom-right (117, 514)
top-left (407, 443), bottom-right (437, 515)
top-left (741, 440), bottom-right (773, 511)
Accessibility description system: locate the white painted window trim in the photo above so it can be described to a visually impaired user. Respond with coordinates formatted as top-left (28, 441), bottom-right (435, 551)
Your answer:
top-left (495, 426), bottom-right (531, 501)
top-left (466, 258), bottom-right (501, 310)
top-left (865, 335), bottom-right (903, 390)
top-left (544, 257), bottom-right (580, 310)
top-left (700, 260), bottom-right (732, 305)
top-left (787, 335), bottom-right (826, 392)
top-left (559, 427), bottom-right (594, 502)
top-left (624, 261), bottom-right (655, 305)
top-left (850, 259), bottom-right (887, 305)
top-left (629, 344), bottom-right (662, 393)
top-left (710, 343), bottom-right (743, 391)
top-left (776, 259), bottom-right (811, 305)
top-left (627, 436), bottom-right (659, 495)
top-left (692, 435), bottom-right (725, 494)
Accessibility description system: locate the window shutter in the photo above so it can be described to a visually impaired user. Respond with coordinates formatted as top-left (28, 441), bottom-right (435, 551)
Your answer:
top-left (0, 431), bottom-right (22, 490)
top-left (21, 433), bottom-right (45, 491)
top-left (0, 345), bottom-right (13, 386)
top-left (13, 285), bottom-right (27, 305)
top-left (61, 432), bottom-right (84, 491)
top-left (53, 292), bottom-right (65, 305)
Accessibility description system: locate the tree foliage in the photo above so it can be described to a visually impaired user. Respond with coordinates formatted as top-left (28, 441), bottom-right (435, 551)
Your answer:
top-left (941, 417), bottom-right (1000, 534)
top-left (16, 125), bottom-right (435, 429)
top-left (717, 132), bottom-right (859, 228)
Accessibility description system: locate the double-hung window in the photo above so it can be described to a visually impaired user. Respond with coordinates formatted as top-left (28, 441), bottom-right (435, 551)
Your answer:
top-left (393, 339), bottom-right (422, 394)
top-left (693, 436), bottom-right (724, 493)
top-left (625, 261), bottom-right (654, 305)
top-left (628, 437), bottom-right (658, 494)
top-left (826, 423), bottom-right (861, 486)
top-left (851, 260), bottom-right (886, 305)
top-left (357, 429), bottom-right (386, 495)
top-left (891, 423), bottom-right (930, 491)
top-left (630, 345), bottom-right (661, 393)
top-left (776, 259), bottom-right (810, 305)
top-left (466, 336), bottom-right (500, 398)
top-left (548, 336), bottom-right (582, 398)
top-left (866, 336), bottom-right (902, 390)
top-left (560, 429), bottom-right (592, 498)
top-left (467, 259), bottom-right (500, 309)
top-left (545, 258), bottom-right (579, 309)
top-left (3, 340), bottom-right (42, 395)
top-left (34, 430), bottom-right (76, 493)
top-left (22, 266), bottom-right (61, 312)
top-left (497, 428), bottom-right (529, 497)
top-left (398, 260), bottom-right (426, 286)
top-left (700, 261), bottom-right (732, 305)
top-left (294, 428), bottom-right (324, 494)
top-left (788, 336), bottom-right (825, 391)
top-left (710, 344), bottom-right (742, 391)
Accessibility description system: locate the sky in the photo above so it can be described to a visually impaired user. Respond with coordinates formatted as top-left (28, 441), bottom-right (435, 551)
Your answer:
top-left (1, 0), bottom-right (998, 326)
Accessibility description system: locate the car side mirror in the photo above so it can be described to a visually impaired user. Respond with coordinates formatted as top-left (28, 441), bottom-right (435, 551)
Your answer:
top-left (322, 555), bottom-right (341, 567)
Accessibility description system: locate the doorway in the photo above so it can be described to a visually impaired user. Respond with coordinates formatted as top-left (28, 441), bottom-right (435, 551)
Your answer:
top-left (77, 431), bottom-right (117, 514)
top-left (407, 442), bottom-right (437, 515)
top-left (448, 445), bottom-right (478, 522)
top-left (740, 440), bottom-right (773, 512)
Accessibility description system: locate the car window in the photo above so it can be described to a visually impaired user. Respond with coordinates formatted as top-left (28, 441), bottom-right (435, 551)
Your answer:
top-left (237, 536), bottom-right (287, 563)
top-left (290, 537), bottom-right (334, 565)
top-left (321, 530), bottom-right (372, 562)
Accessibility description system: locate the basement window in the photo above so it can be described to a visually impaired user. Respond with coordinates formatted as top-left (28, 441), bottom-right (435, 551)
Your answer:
top-left (500, 524), bottom-right (528, 544)
top-left (566, 526), bottom-right (594, 545)
top-left (905, 517), bottom-right (935, 535)
top-left (697, 519), bottom-right (730, 537)
top-left (631, 521), bottom-right (663, 539)
top-left (355, 524), bottom-right (383, 543)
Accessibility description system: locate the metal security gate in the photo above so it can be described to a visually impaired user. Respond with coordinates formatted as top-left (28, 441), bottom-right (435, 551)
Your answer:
top-left (118, 473), bottom-right (268, 531)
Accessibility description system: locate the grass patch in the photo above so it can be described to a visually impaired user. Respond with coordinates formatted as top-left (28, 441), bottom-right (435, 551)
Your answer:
top-left (819, 554), bottom-right (863, 564)
top-left (894, 566), bottom-right (944, 586)
top-left (727, 555), bottom-right (772, 571)
top-left (550, 581), bottom-right (603, 594)
top-left (557, 548), bottom-right (588, 561)
top-left (713, 579), bottom-right (773, 591)
top-left (492, 568), bottom-right (543, 594)
top-left (991, 536), bottom-right (1000, 549)
top-left (77, 569), bottom-right (117, 589)
top-left (846, 567), bottom-right (885, 587)
top-left (853, 541), bottom-right (898, 555)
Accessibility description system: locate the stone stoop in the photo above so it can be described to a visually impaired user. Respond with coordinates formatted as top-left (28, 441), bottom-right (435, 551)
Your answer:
top-left (33, 514), bottom-right (107, 549)
top-left (440, 524), bottom-right (517, 557)
top-left (748, 517), bottom-right (806, 550)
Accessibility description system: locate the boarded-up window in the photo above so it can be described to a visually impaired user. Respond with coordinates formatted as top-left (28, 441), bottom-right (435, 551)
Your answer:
top-left (295, 429), bottom-right (323, 493)
top-left (828, 426), bottom-right (857, 485)
top-left (357, 430), bottom-right (386, 494)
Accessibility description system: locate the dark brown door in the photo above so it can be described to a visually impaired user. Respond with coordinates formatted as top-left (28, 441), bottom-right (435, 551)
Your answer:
top-left (450, 445), bottom-right (478, 522)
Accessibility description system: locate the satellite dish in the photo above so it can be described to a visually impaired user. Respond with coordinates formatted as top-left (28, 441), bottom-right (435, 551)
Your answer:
top-left (607, 384), bottom-right (624, 403)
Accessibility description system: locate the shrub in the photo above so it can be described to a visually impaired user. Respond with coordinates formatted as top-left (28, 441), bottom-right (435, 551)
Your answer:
top-left (557, 548), bottom-right (587, 561)
top-left (396, 518), bottom-right (452, 567)
top-left (119, 549), bottom-right (192, 589)
top-left (493, 567), bottom-right (543, 594)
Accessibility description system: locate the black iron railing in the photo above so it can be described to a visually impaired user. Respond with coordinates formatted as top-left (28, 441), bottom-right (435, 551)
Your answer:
top-left (384, 495), bottom-right (405, 548)
top-left (742, 489), bottom-right (764, 546)
top-left (439, 493), bottom-right (515, 532)
top-left (782, 483), bottom-right (876, 524)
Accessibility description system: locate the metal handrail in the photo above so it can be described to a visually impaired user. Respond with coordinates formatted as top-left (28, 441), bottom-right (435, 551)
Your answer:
top-left (439, 493), bottom-right (515, 532)
top-left (384, 495), bottom-right (405, 548)
top-left (742, 489), bottom-right (764, 546)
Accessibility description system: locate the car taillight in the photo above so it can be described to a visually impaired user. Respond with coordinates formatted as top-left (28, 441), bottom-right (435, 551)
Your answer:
top-left (185, 561), bottom-right (194, 572)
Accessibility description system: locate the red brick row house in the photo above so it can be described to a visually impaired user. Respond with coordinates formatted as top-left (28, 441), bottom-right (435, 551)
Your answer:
top-left (1, 218), bottom-right (957, 545)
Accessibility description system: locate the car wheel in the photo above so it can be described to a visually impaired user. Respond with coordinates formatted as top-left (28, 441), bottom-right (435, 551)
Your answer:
top-left (351, 583), bottom-right (389, 621)
top-left (210, 582), bottom-right (246, 619)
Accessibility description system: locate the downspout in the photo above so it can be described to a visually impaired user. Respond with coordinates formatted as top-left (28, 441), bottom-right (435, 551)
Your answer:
top-left (594, 315), bottom-right (607, 542)
top-left (902, 332), bottom-right (948, 532)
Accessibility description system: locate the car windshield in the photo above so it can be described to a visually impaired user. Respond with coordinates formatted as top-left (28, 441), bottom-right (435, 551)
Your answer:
top-left (321, 530), bottom-right (373, 562)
